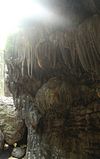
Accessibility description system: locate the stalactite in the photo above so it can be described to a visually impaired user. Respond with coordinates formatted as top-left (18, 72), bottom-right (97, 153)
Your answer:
top-left (6, 15), bottom-right (100, 78)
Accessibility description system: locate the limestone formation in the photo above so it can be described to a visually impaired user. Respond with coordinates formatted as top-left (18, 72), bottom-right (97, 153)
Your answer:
top-left (5, 0), bottom-right (100, 158)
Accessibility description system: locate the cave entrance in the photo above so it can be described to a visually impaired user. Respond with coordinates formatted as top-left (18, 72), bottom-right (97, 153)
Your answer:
top-left (0, 50), bottom-right (11, 97)
top-left (0, 50), bottom-right (4, 96)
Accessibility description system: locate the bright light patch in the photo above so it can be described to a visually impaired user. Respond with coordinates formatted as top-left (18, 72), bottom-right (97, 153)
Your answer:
top-left (0, 0), bottom-right (51, 49)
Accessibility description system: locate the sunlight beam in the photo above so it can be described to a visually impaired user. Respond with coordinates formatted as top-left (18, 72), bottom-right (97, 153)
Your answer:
top-left (0, 0), bottom-right (51, 49)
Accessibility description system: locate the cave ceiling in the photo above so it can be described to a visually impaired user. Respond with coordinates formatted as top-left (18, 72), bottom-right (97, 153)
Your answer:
top-left (5, 0), bottom-right (100, 80)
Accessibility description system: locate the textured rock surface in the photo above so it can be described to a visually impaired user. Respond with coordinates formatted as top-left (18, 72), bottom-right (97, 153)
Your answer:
top-left (5, 70), bottom-right (100, 159)
top-left (20, 78), bottom-right (100, 159)
top-left (5, 1), bottom-right (100, 158)
top-left (0, 97), bottom-right (25, 145)
top-left (5, 52), bottom-right (100, 159)
top-left (12, 147), bottom-right (26, 158)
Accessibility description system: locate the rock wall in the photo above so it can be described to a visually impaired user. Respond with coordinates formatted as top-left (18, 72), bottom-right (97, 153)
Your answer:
top-left (24, 79), bottom-right (100, 159)
top-left (5, 66), bottom-right (100, 158)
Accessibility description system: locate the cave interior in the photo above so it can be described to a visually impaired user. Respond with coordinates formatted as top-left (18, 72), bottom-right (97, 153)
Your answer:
top-left (0, 0), bottom-right (100, 158)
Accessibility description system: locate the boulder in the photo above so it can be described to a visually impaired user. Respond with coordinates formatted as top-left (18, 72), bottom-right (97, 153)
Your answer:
top-left (0, 96), bottom-right (25, 145)
top-left (35, 77), bottom-right (98, 114)
top-left (12, 147), bottom-right (26, 158)
top-left (35, 77), bottom-right (72, 114)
